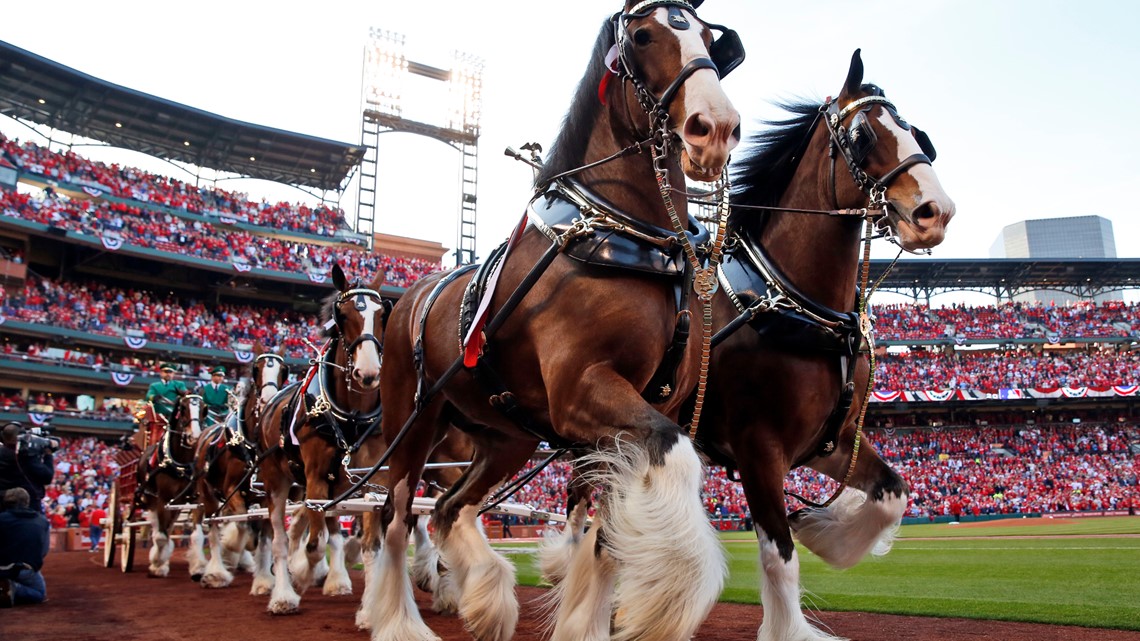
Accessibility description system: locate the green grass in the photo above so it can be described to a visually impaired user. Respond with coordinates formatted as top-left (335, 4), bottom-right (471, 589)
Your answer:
top-left (491, 516), bottom-right (1140, 630)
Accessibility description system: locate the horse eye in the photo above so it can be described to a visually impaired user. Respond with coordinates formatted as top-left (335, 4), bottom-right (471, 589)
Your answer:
top-left (633, 28), bottom-right (651, 46)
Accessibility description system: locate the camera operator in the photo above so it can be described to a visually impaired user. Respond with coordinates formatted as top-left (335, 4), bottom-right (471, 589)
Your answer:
top-left (0, 487), bottom-right (50, 607)
top-left (0, 422), bottom-right (56, 513)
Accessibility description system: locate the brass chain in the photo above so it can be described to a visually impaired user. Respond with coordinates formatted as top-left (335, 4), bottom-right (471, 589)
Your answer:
top-left (650, 116), bottom-right (730, 437)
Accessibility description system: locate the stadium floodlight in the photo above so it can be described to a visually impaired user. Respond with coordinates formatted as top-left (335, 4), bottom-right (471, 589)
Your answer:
top-left (448, 50), bottom-right (483, 136)
top-left (364, 28), bottom-right (408, 117)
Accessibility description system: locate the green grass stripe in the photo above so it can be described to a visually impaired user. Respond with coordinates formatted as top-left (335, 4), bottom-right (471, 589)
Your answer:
top-left (490, 517), bottom-right (1140, 630)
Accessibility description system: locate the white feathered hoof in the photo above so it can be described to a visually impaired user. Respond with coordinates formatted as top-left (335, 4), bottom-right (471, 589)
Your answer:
top-left (457, 554), bottom-right (518, 641)
top-left (432, 569), bottom-right (460, 615)
top-left (268, 593), bottom-right (301, 615)
top-left (345, 536), bottom-right (364, 566)
top-left (147, 564), bottom-right (170, 578)
top-left (202, 568), bottom-right (235, 589)
top-left (250, 576), bottom-right (274, 596)
top-left (323, 575), bottom-right (353, 597)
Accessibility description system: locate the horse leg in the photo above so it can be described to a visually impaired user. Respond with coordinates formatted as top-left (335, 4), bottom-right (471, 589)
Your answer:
top-left (147, 506), bottom-right (176, 578)
top-left (250, 521), bottom-right (275, 596)
top-left (538, 459), bottom-right (592, 585)
top-left (354, 511), bottom-right (383, 630)
top-left (432, 435), bottom-right (535, 641)
top-left (579, 422), bottom-right (723, 641)
top-left (410, 515), bottom-right (439, 593)
top-left (547, 509), bottom-right (615, 641)
top-left (789, 441), bottom-right (908, 570)
top-left (202, 520), bottom-right (235, 588)
top-left (186, 508), bottom-right (208, 581)
top-left (737, 450), bottom-right (843, 641)
top-left (366, 415), bottom-right (442, 641)
top-left (267, 485), bottom-right (302, 614)
top-left (322, 515), bottom-right (353, 596)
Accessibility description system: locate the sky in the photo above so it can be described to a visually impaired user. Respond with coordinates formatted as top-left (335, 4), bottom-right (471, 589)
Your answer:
top-left (2, 0), bottom-right (1139, 303)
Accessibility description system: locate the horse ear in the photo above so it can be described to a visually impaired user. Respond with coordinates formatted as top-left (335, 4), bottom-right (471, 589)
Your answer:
top-left (843, 48), bottom-right (864, 96)
top-left (380, 299), bottom-right (394, 328)
top-left (371, 268), bottom-right (387, 291)
top-left (331, 263), bottom-right (349, 291)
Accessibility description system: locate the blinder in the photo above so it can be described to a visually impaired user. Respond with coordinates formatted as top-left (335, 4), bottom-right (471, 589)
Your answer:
top-left (614, 0), bottom-right (746, 100)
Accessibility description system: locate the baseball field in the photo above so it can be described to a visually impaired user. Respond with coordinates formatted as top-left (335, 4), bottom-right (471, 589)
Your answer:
top-left (499, 515), bottom-right (1140, 631)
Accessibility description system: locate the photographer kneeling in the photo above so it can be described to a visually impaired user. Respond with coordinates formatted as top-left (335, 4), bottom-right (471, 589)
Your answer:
top-left (0, 421), bottom-right (56, 513)
top-left (0, 487), bottom-right (50, 606)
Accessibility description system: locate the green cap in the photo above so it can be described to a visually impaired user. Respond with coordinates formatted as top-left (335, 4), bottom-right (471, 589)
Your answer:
top-left (160, 362), bottom-right (178, 372)
top-left (210, 365), bottom-right (226, 376)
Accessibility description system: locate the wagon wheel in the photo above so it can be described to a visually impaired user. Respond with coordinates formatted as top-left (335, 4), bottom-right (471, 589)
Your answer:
top-left (102, 482), bottom-right (123, 568)
top-left (121, 512), bottom-right (138, 573)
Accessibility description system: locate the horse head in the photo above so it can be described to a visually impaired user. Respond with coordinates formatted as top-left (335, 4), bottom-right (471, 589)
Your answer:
top-left (612, 0), bottom-right (741, 181)
top-left (250, 345), bottom-right (287, 411)
top-left (171, 392), bottom-right (206, 443)
top-left (326, 263), bottom-right (391, 391)
top-left (829, 49), bottom-right (954, 251)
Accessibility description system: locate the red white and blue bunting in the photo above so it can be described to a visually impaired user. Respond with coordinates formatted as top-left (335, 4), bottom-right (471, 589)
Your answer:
top-left (123, 336), bottom-right (148, 350)
top-left (307, 271), bottom-right (327, 284)
top-left (871, 386), bottom-right (1140, 402)
top-left (27, 412), bottom-right (52, 426)
top-left (233, 350), bottom-right (254, 363)
top-left (101, 235), bottom-right (123, 251)
top-left (111, 372), bottom-right (135, 386)
top-left (233, 263), bottom-right (252, 273)
top-left (82, 186), bottom-right (104, 198)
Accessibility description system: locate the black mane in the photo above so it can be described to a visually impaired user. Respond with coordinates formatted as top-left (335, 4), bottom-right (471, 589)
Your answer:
top-left (320, 289), bottom-right (340, 338)
top-left (535, 18), bottom-right (616, 187)
top-left (728, 100), bottom-right (822, 229)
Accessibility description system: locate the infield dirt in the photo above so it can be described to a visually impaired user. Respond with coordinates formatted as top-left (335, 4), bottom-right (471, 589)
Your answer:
top-left (4, 549), bottom-right (1139, 641)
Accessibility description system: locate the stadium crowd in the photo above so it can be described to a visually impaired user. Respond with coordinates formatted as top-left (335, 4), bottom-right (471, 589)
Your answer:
top-left (31, 422), bottom-right (1136, 528)
top-left (0, 189), bottom-right (439, 288)
top-left (874, 301), bottom-right (1140, 341)
top-left (875, 348), bottom-right (1140, 391)
top-left (2, 134), bottom-right (351, 238)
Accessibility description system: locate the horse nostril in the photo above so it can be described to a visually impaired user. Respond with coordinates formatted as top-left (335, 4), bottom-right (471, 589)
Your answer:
top-left (731, 123), bottom-right (741, 143)
top-left (913, 201), bottom-right (939, 221)
top-left (684, 112), bottom-right (712, 139)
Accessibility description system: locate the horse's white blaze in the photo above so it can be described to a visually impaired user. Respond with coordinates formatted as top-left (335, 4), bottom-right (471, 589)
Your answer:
top-left (258, 359), bottom-right (281, 406)
top-left (548, 516), bottom-right (615, 641)
top-left (653, 8), bottom-right (738, 168)
top-left (368, 481), bottom-right (439, 641)
top-left (585, 433), bottom-right (724, 641)
top-left (436, 505), bottom-right (518, 641)
top-left (756, 529), bottom-right (844, 641)
top-left (790, 488), bottom-right (905, 569)
top-left (876, 111), bottom-right (951, 210)
top-left (187, 397), bottom-right (202, 438)
top-left (353, 298), bottom-right (384, 381)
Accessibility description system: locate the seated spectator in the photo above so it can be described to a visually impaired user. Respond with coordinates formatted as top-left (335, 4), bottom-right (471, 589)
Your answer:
top-left (0, 487), bottom-right (51, 606)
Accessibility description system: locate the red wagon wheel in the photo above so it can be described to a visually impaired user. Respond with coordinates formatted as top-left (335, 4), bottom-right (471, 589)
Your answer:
top-left (102, 482), bottom-right (123, 569)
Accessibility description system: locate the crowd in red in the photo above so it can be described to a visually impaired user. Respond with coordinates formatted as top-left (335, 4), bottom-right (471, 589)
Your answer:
top-left (2, 135), bottom-right (351, 238)
top-left (41, 423), bottom-right (1135, 525)
top-left (874, 301), bottom-right (1140, 341)
top-left (1, 276), bottom-right (325, 358)
top-left (875, 348), bottom-right (1140, 392)
top-left (40, 437), bottom-right (120, 531)
top-left (0, 189), bottom-right (439, 288)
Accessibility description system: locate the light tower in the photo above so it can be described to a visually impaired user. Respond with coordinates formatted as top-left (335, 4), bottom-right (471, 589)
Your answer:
top-left (358, 28), bottom-right (483, 265)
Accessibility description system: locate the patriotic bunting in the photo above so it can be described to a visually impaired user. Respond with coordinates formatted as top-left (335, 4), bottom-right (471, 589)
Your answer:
top-left (872, 385), bottom-right (1140, 403)
top-left (219, 216), bottom-right (237, 225)
top-left (111, 372), bottom-right (135, 386)
top-left (123, 336), bottom-right (148, 350)
top-left (82, 186), bottom-right (104, 197)
top-left (27, 412), bottom-right (52, 426)
top-left (233, 263), bottom-right (252, 273)
top-left (307, 271), bottom-right (327, 284)
top-left (101, 235), bottom-right (123, 251)
top-left (233, 350), bottom-right (254, 363)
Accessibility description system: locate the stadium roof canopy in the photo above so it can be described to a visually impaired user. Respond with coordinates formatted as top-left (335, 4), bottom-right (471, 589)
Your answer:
top-left (870, 257), bottom-right (1140, 297)
top-left (0, 40), bottom-right (364, 192)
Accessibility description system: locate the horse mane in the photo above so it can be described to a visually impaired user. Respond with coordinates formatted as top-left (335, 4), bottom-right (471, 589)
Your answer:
top-left (320, 288), bottom-right (341, 338)
top-left (535, 17), bottom-right (615, 187)
top-left (728, 99), bottom-right (822, 230)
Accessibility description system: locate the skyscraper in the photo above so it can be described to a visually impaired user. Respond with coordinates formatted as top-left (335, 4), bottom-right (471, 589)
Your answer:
top-left (990, 215), bottom-right (1119, 303)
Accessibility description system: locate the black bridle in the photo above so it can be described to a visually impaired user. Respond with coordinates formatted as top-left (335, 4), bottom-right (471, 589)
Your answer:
top-left (334, 286), bottom-right (386, 384)
top-left (613, 0), bottom-right (744, 117)
top-left (251, 352), bottom-right (286, 400)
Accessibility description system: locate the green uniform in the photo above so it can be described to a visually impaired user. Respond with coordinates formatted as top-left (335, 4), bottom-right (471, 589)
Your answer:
top-left (198, 381), bottom-right (232, 423)
top-left (145, 379), bottom-right (189, 420)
